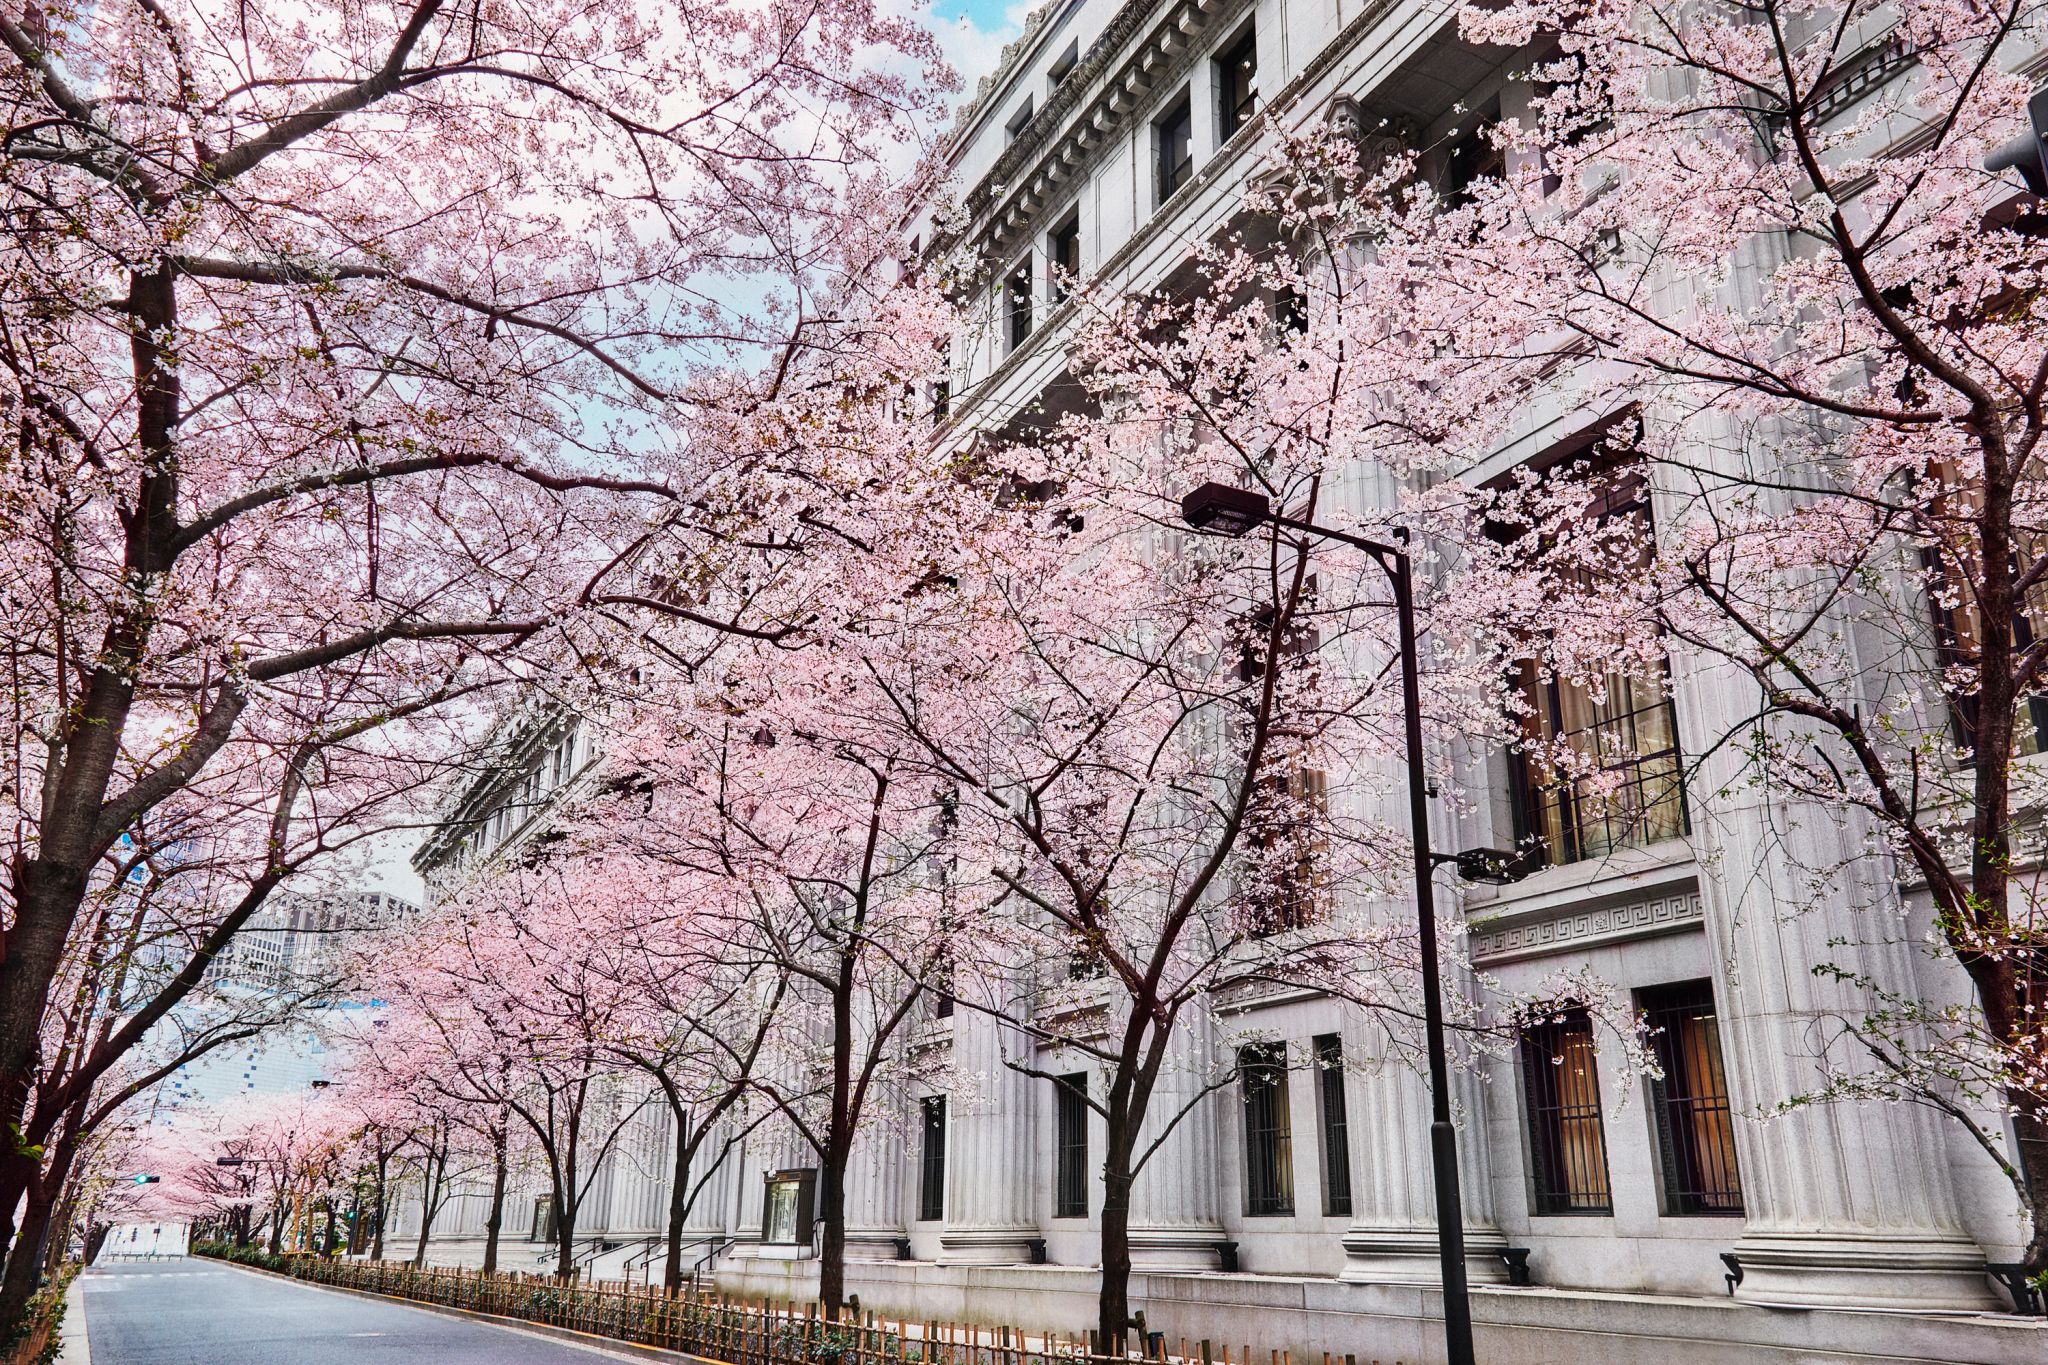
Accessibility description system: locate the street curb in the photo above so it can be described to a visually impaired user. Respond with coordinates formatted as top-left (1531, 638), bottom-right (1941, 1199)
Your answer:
top-left (207, 1259), bottom-right (724, 1365)
top-left (53, 1272), bottom-right (87, 1365)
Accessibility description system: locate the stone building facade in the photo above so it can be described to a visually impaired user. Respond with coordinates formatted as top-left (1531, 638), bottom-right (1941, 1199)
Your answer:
top-left (389, 0), bottom-right (2048, 1359)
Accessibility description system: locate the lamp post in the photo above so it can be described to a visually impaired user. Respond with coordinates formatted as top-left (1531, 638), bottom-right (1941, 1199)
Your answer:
top-left (1179, 481), bottom-right (1536, 1365)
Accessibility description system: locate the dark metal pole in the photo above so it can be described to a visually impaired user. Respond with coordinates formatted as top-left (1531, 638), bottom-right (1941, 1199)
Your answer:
top-left (1388, 544), bottom-right (1476, 1365)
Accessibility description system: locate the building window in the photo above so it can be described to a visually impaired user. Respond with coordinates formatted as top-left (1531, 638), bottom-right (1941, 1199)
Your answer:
top-left (1155, 94), bottom-right (1194, 205)
top-left (1313, 1034), bottom-right (1352, 1217)
top-left (1054, 1073), bottom-right (1089, 1218)
top-left (1508, 473), bottom-right (1686, 866)
top-left (919, 1097), bottom-right (947, 1221)
top-left (932, 340), bottom-right (951, 422)
top-left (1438, 100), bottom-right (1504, 208)
top-left (1641, 981), bottom-right (1743, 1215)
top-left (1006, 257), bottom-right (1034, 353)
top-left (1049, 39), bottom-right (1079, 92)
top-left (1005, 97), bottom-right (1034, 144)
top-left (762, 1169), bottom-right (817, 1245)
top-left (1519, 1006), bottom-right (1612, 1215)
top-left (1217, 30), bottom-right (1257, 141)
top-left (1923, 463), bottom-right (2048, 756)
top-left (1240, 1043), bottom-right (1294, 1216)
top-left (1243, 765), bottom-right (1327, 935)
top-left (1049, 213), bottom-right (1081, 303)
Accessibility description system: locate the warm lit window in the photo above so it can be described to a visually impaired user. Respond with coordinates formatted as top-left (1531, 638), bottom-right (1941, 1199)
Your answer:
top-left (918, 1097), bottom-right (947, 1221)
top-left (1155, 95), bottom-right (1194, 205)
top-left (1217, 30), bottom-right (1258, 141)
top-left (1054, 1073), bottom-right (1089, 1218)
top-left (1506, 472), bottom-right (1686, 866)
top-left (1240, 1043), bottom-right (1294, 1216)
top-left (1519, 1006), bottom-right (1612, 1215)
top-left (1244, 766), bottom-right (1327, 935)
top-left (1313, 1034), bottom-right (1352, 1217)
top-left (1640, 981), bottom-right (1743, 1215)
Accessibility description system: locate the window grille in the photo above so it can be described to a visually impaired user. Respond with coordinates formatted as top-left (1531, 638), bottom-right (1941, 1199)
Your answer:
top-left (1054, 1073), bottom-right (1089, 1218)
top-left (1519, 1007), bottom-right (1612, 1215)
top-left (1240, 1043), bottom-right (1295, 1216)
top-left (1508, 472), bottom-right (1687, 865)
top-left (1313, 1034), bottom-right (1352, 1217)
top-left (1243, 766), bottom-right (1327, 935)
top-left (1641, 981), bottom-right (1743, 1215)
top-left (919, 1097), bottom-right (947, 1222)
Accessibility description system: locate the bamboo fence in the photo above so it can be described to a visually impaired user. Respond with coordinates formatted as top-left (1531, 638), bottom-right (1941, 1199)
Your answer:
top-left (201, 1252), bottom-right (1402, 1365)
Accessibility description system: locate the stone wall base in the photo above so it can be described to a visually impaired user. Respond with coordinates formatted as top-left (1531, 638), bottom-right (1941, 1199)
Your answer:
top-left (705, 1257), bottom-right (2042, 1365)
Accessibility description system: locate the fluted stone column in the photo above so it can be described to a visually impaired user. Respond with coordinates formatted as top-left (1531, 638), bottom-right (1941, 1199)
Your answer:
top-left (681, 1113), bottom-right (732, 1242)
top-left (1336, 990), bottom-right (1510, 1285)
top-left (1326, 457), bottom-right (1508, 1287)
top-left (1677, 653), bottom-right (1994, 1308)
top-left (845, 1097), bottom-right (908, 1262)
top-left (1128, 1012), bottom-right (1230, 1270)
top-left (939, 1005), bottom-right (1040, 1264)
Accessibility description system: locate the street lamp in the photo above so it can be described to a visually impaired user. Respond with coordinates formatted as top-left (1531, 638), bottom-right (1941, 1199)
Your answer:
top-left (1181, 480), bottom-right (1536, 1365)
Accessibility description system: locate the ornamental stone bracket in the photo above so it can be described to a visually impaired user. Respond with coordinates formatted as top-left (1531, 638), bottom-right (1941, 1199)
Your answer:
top-left (1469, 884), bottom-right (1704, 965)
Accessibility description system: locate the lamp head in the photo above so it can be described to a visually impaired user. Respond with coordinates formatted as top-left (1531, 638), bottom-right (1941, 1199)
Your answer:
top-left (1451, 844), bottom-right (1545, 886)
top-left (1180, 482), bottom-right (1271, 537)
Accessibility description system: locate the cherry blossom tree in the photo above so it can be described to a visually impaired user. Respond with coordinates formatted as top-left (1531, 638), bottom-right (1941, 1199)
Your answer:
top-left (0, 0), bottom-right (952, 1331)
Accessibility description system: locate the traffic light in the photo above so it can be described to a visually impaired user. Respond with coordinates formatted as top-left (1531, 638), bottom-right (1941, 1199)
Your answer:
top-left (1985, 88), bottom-right (2048, 197)
top-left (132, 1174), bottom-right (160, 1185)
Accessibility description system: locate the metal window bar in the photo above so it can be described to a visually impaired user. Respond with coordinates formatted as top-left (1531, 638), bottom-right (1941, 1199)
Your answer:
top-left (1312, 1034), bottom-right (1352, 1218)
top-left (1519, 1009), bottom-right (1612, 1215)
top-left (1641, 981), bottom-right (1744, 1215)
top-left (1518, 678), bottom-right (1687, 866)
top-left (919, 1097), bottom-right (947, 1222)
top-left (1054, 1073), bottom-right (1089, 1218)
top-left (1239, 1044), bottom-right (1295, 1216)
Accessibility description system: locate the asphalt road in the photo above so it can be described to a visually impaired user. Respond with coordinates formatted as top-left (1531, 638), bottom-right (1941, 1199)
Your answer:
top-left (80, 1258), bottom-right (647, 1364)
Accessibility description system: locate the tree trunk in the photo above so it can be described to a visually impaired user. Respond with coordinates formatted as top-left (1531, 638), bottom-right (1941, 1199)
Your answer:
top-left (482, 1129), bottom-right (509, 1277)
top-left (266, 1198), bottom-right (285, 1255)
top-left (662, 1121), bottom-right (693, 1293)
top-left (371, 1153), bottom-right (389, 1261)
top-left (553, 1188), bottom-right (577, 1282)
top-left (817, 1137), bottom-right (849, 1319)
top-left (1096, 1151), bottom-right (1134, 1357)
top-left (0, 1179), bottom-right (55, 1339)
top-left (411, 1151), bottom-right (445, 1269)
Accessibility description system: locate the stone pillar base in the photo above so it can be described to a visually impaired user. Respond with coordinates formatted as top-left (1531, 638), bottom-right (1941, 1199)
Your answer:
top-left (1729, 1231), bottom-right (1997, 1311)
top-left (844, 1231), bottom-right (907, 1263)
top-left (1338, 1223), bottom-right (1512, 1286)
top-left (1129, 1227), bottom-right (1230, 1271)
top-left (938, 1226), bottom-right (1040, 1265)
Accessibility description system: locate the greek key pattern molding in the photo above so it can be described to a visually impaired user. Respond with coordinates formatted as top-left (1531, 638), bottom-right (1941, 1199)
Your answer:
top-left (1471, 889), bottom-right (1704, 963)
